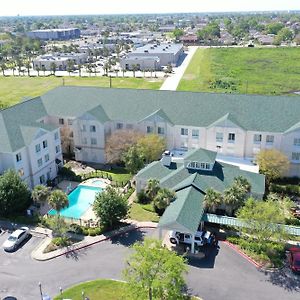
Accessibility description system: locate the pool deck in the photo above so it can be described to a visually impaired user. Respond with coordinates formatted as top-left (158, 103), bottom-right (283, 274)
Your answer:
top-left (80, 178), bottom-right (110, 189)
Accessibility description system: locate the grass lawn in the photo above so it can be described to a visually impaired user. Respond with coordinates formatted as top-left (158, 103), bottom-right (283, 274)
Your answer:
top-left (129, 202), bottom-right (159, 222)
top-left (0, 76), bottom-right (163, 107)
top-left (54, 279), bottom-right (200, 300)
top-left (178, 47), bottom-right (300, 95)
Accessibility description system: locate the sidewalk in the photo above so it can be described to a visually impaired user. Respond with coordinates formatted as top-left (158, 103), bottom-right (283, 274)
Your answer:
top-left (31, 220), bottom-right (157, 261)
top-left (160, 46), bottom-right (198, 91)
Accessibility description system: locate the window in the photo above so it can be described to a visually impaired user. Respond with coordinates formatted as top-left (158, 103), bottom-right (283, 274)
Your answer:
top-left (42, 140), bottom-right (48, 149)
top-left (146, 126), bottom-right (153, 133)
top-left (68, 119), bottom-right (73, 126)
top-left (44, 154), bottom-right (50, 162)
top-left (81, 125), bottom-right (86, 132)
top-left (292, 152), bottom-right (300, 161)
top-left (39, 175), bottom-right (46, 184)
top-left (35, 144), bottom-right (41, 153)
top-left (59, 118), bottom-right (64, 125)
top-left (126, 124), bottom-right (133, 129)
top-left (158, 127), bottom-right (165, 135)
top-left (91, 138), bottom-right (97, 145)
top-left (192, 129), bottom-right (199, 139)
top-left (266, 135), bottom-right (274, 144)
top-left (228, 133), bottom-right (235, 143)
top-left (54, 132), bottom-right (59, 140)
top-left (55, 145), bottom-right (60, 153)
top-left (82, 137), bottom-right (87, 144)
top-left (216, 132), bottom-right (223, 142)
top-left (294, 138), bottom-right (300, 146)
top-left (116, 123), bottom-right (123, 129)
top-left (16, 153), bottom-right (22, 162)
top-left (37, 158), bottom-right (43, 168)
top-left (18, 168), bottom-right (24, 177)
top-left (181, 128), bottom-right (188, 136)
top-left (253, 134), bottom-right (262, 143)
top-left (90, 125), bottom-right (96, 132)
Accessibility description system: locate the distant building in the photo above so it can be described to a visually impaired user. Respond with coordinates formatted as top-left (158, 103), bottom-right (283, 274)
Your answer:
top-left (180, 34), bottom-right (198, 45)
top-left (257, 34), bottom-right (275, 45)
top-left (27, 28), bottom-right (80, 40)
top-left (33, 53), bottom-right (87, 71)
top-left (158, 25), bottom-right (176, 32)
top-left (120, 43), bottom-right (183, 71)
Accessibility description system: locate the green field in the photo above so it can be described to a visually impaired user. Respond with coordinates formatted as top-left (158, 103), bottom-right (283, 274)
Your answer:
top-left (0, 76), bottom-right (163, 108)
top-left (178, 47), bottom-right (300, 95)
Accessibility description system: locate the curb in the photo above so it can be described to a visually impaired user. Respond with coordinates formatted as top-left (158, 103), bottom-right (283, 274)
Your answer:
top-left (223, 240), bottom-right (263, 268)
top-left (32, 224), bottom-right (157, 261)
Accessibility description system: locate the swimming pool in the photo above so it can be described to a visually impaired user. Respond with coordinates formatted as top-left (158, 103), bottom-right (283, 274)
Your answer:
top-left (48, 185), bottom-right (102, 219)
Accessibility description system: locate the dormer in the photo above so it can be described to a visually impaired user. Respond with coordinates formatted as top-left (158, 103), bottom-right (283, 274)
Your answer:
top-left (184, 148), bottom-right (217, 171)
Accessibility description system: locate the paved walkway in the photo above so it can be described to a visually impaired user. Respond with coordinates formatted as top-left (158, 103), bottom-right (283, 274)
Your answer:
top-left (160, 46), bottom-right (198, 91)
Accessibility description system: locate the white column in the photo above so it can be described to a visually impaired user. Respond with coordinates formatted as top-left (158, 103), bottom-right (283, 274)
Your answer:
top-left (191, 234), bottom-right (195, 254)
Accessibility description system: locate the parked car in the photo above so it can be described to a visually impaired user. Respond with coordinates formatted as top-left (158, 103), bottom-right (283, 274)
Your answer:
top-left (288, 247), bottom-right (300, 274)
top-left (169, 230), bottom-right (215, 247)
top-left (2, 227), bottom-right (29, 251)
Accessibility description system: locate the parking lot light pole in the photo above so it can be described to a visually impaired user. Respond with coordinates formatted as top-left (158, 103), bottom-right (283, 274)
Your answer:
top-left (60, 287), bottom-right (63, 297)
top-left (38, 282), bottom-right (43, 300)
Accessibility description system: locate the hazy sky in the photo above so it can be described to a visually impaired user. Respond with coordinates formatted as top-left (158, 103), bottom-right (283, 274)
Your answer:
top-left (1, 0), bottom-right (299, 16)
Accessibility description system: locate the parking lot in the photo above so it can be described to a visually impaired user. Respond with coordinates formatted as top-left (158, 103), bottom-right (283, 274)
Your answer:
top-left (0, 228), bottom-right (299, 300)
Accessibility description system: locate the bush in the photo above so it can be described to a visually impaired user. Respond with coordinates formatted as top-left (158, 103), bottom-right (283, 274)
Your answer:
top-left (270, 183), bottom-right (300, 196)
top-left (69, 223), bottom-right (84, 235)
top-left (82, 227), bottom-right (90, 235)
top-left (58, 167), bottom-right (81, 182)
top-left (52, 237), bottom-right (69, 247)
top-left (88, 228), bottom-right (97, 236)
top-left (136, 190), bottom-right (150, 204)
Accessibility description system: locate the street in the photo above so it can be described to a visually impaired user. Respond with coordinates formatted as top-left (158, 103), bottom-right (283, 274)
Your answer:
top-left (0, 228), bottom-right (299, 300)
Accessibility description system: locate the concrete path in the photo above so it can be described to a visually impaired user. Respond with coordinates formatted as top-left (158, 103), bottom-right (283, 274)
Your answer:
top-left (160, 46), bottom-right (198, 91)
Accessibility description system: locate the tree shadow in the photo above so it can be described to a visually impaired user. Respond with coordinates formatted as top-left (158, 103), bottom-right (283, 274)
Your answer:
top-left (64, 244), bottom-right (88, 261)
top-left (110, 228), bottom-right (147, 247)
top-left (261, 267), bottom-right (300, 292)
top-left (186, 244), bottom-right (220, 269)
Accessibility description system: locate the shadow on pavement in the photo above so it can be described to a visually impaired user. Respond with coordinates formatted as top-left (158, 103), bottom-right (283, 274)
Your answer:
top-left (262, 267), bottom-right (300, 292)
top-left (110, 228), bottom-right (147, 247)
top-left (64, 244), bottom-right (88, 261)
top-left (187, 244), bottom-right (220, 269)
top-left (176, 53), bottom-right (188, 67)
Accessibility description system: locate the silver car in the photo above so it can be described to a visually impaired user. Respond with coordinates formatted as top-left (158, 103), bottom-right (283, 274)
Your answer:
top-left (2, 227), bottom-right (29, 251)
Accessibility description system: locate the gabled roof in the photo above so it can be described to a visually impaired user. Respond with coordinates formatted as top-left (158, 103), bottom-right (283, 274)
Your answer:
top-left (284, 121), bottom-right (300, 134)
top-left (207, 113), bottom-right (245, 130)
top-left (20, 126), bottom-right (48, 146)
top-left (85, 104), bottom-right (110, 123)
top-left (158, 185), bottom-right (205, 234)
top-left (138, 108), bottom-right (174, 125)
top-left (184, 148), bottom-right (217, 164)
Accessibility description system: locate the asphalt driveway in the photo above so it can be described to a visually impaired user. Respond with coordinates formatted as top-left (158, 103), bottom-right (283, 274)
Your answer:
top-left (0, 228), bottom-right (299, 300)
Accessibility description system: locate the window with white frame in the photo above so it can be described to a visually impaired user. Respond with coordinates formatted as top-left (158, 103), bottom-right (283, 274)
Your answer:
top-left (39, 174), bottom-right (46, 184)
top-left (91, 138), bottom-right (97, 145)
top-left (44, 154), bottom-right (50, 162)
top-left (81, 124), bottom-right (86, 132)
top-left (253, 134), bottom-right (262, 143)
top-left (59, 118), bottom-right (64, 125)
top-left (158, 127), bottom-right (165, 135)
top-left (68, 119), bottom-right (73, 126)
top-left (266, 135), bottom-right (274, 144)
top-left (146, 126), bottom-right (153, 133)
top-left (43, 140), bottom-right (48, 149)
top-left (181, 128), bottom-right (188, 136)
top-left (37, 158), bottom-right (43, 168)
top-left (54, 132), bottom-right (59, 140)
top-left (216, 132), bottom-right (223, 142)
top-left (228, 133), bottom-right (235, 143)
top-left (55, 145), bottom-right (60, 153)
top-left (16, 153), bottom-right (22, 162)
top-left (35, 144), bottom-right (41, 153)
top-left (192, 129), bottom-right (199, 139)
top-left (90, 125), bottom-right (96, 132)
top-left (294, 138), bottom-right (300, 146)
top-left (292, 152), bottom-right (300, 161)
top-left (116, 123), bottom-right (123, 130)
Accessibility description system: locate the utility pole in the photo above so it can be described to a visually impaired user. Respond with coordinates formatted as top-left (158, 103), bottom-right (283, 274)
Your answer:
top-left (62, 78), bottom-right (65, 86)
top-left (109, 75), bottom-right (112, 88)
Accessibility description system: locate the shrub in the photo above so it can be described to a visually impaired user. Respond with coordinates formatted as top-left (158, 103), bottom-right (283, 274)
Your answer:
top-left (136, 190), bottom-right (150, 204)
top-left (88, 228), bottom-right (97, 236)
top-left (52, 237), bottom-right (69, 247)
top-left (82, 227), bottom-right (90, 235)
top-left (69, 223), bottom-right (84, 235)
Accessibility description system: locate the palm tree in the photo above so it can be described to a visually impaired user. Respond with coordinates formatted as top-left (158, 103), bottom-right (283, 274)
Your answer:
top-left (145, 179), bottom-right (160, 201)
top-left (32, 185), bottom-right (50, 207)
top-left (153, 188), bottom-right (175, 213)
top-left (50, 62), bottom-right (56, 75)
top-left (223, 184), bottom-right (247, 216)
top-left (132, 64), bottom-right (138, 78)
top-left (48, 190), bottom-right (68, 215)
top-left (66, 59), bottom-right (74, 76)
top-left (35, 65), bottom-right (40, 76)
top-left (234, 176), bottom-right (251, 193)
top-left (204, 188), bottom-right (223, 213)
top-left (42, 65), bottom-right (46, 76)
top-left (16, 59), bottom-right (23, 76)
top-left (25, 60), bottom-right (31, 76)
top-left (0, 62), bottom-right (7, 76)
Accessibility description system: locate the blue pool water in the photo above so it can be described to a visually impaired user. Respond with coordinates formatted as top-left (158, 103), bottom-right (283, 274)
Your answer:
top-left (48, 185), bottom-right (102, 219)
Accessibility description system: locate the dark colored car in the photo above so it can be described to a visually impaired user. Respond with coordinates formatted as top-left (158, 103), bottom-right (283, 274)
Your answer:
top-left (288, 247), bottom-right (300, 273)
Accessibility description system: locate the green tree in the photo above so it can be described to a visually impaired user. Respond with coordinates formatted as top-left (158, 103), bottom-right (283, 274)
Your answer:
top-left (50, 62), bottom-right (56, 75)
top-left (153, 188), bottom-right (175, 213)
top-left (123, 238), bottom-right (187, 300)
top-left (204, 188), bottom-right (223, 213)
top-left (256, 149), bottom-right (289, 184)
top-left (266, 22), bottom-right (285, 35)
top-left (145, 179), bottom-right (160, 201)
top-left (173, 28), bottom-right (184, 40)
top-left (31, 184), bottom-right (50, 207)
top-left (237, 197), bottom-right (288, 243)
top-left (0, 61), bottom-right (6, 76)
top-left (123, 144), bottom-right (145, 174)
top-left (137, 134), bottom-right (166, 163)
top-left (66, 59), bottom-right (74, 75)
top-left (0, 169), bottom-right (31, 216)
top-left (47, 215), bottom-right (69, 237)
top-left (48, 190), bottom-right (68, 215)
top-left (93, 186), bottom-right (129, 229)
top-left (25, 60), bottom-right (31, 76)
top-left (277, 27), bottom-right (294, 42)
top-left (35, 65), bottom-right (40, 76)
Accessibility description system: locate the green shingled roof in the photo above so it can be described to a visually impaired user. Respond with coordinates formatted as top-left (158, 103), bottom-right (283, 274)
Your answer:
top-left (158, 185), bottom-right (205, 234)
top-left (184, 148), bottom-right (217, 164)
top-left (85, 105), bottom-right (110, 123)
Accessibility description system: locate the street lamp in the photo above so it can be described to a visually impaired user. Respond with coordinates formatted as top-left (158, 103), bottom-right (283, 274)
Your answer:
top-left (38, 282), bottom-right (43, 300)
top-left (81, 290), bottom-right (85, 300)
top-left (59, 286), bottom-right (63, 297)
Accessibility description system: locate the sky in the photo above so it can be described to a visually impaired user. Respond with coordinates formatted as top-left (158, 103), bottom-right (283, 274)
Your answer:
top-left (0, 0), bottom-right (299, 17)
